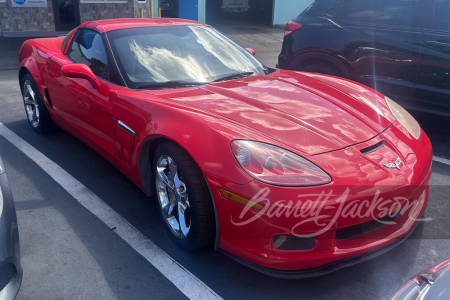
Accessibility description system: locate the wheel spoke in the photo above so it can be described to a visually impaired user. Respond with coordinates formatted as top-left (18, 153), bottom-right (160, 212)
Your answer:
top-left (26, 84), bottom-right (35, 100)
top-left (157, 185), bottom-right (170, 210)
top-left (26, 105), bottom-right (34, 121)
top-left (157, 165), bottom-right (175, 191)
top-left (24, 96), bottom-right (34, 106)
top-left (35, 105), bottom-right (40, 122)
top-left (178, 202), bottom-right (190, 237)
top-left (32, 106), bottom-right (37, 122)
top-left (167, 158), bottom-right (179, 186)
top-left (167, 216), bottom-right (180, 233)
top-left (155, 154), bottom-right (191, 239)
top-left (167, 202), bottom-right (175, 215)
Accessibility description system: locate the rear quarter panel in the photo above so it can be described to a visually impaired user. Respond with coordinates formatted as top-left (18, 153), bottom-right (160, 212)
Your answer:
top-left (19, 38), bottom-right (64, 100)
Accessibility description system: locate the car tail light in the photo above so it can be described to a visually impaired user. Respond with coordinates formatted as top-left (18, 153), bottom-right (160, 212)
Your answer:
top-left (231, 140), bottom-right (331, 186)
top-left (284, 21), bottom-right (302, 36)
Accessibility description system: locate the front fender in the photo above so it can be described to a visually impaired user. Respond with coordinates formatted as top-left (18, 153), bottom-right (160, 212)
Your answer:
top-left (111, 91), bottom-right (270, 196)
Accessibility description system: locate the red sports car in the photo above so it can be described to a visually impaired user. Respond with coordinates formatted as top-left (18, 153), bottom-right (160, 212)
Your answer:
top-left (18, 18), bottom-right (432, 277)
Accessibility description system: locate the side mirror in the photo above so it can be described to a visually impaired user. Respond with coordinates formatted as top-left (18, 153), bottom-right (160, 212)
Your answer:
top-left (61, 63), bottom-right (102, 89)
top-left (246, 48), bottom-right (256, 56)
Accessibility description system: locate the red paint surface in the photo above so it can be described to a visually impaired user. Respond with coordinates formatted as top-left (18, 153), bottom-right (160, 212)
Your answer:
top-left (18, 19), bottom-right (433, 272)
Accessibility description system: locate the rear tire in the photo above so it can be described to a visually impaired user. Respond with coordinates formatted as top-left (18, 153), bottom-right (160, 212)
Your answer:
top-left (21, 73), bottom-right (53, 134)
top-left (301, 63), bottom-right (343, 77)
top-left (153, 141), bottom-right (215, 250)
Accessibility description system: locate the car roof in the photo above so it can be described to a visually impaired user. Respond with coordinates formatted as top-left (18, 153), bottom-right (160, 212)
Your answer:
top-left (81, 18), bottom-right (206, 33)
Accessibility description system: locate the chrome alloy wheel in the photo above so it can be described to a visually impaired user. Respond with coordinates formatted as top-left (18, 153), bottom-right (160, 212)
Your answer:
top-left (23, 80), bottom-right (39, 128)
top-left (156, 155), bottom-right (191, 238)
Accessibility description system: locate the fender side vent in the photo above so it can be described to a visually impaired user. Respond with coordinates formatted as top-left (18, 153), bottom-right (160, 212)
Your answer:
top-left (44, 88), bottom-right (53, 108)
top-left (360, 140), bottom-right (385, 155)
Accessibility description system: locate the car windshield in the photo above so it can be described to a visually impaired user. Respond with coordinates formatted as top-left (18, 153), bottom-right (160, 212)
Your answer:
top-left (106, 25), bottom-right (266, 89)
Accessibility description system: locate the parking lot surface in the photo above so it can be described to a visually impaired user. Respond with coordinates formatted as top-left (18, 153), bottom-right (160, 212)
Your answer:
top-left (0, 24), bottom-right (450, 300)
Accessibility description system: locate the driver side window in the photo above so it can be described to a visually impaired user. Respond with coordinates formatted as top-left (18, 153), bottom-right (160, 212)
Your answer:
top-left (68, 29), bottom-right (109, 79)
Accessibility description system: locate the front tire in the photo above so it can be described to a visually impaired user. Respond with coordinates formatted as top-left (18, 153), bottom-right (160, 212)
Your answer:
top-left (21, 73), bottom-right (53, 134)
top-left (154, 142), bottom-right (215, 250)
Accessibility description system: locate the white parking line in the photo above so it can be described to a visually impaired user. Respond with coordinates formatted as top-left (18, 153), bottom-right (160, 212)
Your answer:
top-left (0, 123), bottom-right (222, 300)
top-left (433, 156), bottom-right (450, 166)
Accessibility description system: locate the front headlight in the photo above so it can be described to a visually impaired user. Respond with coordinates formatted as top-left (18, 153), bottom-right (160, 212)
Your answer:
top-left (385, 96), bottom-right (421, 140)
top-left (231, 140), bottom-right (331, 186)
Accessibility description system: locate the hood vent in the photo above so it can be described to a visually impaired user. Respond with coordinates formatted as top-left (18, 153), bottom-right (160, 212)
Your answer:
top-left (360, 140), bottom-right (385, 155)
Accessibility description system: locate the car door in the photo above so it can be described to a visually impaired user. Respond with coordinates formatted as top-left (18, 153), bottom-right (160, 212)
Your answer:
top-left (328, 0), bottom-right (424, 101)
top-left (46, 28), bottom-right (117, 164)
top-left (415, 0), bottom-right (450, 115)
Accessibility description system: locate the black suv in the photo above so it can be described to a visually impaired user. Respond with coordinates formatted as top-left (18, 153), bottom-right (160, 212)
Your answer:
top-left (278, 0), bottom-right (450, 116)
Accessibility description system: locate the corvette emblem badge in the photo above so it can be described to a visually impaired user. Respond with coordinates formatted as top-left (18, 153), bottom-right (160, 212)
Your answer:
top-left (384, 157), bottom-right (402, 170)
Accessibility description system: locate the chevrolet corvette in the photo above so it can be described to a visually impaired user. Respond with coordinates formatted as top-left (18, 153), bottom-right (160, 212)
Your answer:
top-left (18, 18), bottom-right (432, 277)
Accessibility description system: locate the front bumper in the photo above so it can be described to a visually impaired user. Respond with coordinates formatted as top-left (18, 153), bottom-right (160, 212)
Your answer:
top-left (220, 216), bottom-right (422, 279)
top-left (0, 164), bottom-right (22, 299)
top-left (205, 123), bottom-right (432, 274)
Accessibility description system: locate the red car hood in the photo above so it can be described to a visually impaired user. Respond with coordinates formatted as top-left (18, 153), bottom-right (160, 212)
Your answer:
top-left (146, 71), bottom-right (392, 155)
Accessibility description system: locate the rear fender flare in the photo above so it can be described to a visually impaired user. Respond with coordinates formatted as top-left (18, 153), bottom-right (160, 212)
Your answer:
top-left (289, 52), bottom-right (350, 79)
top-left (19, 57), bottom-right (44, 88)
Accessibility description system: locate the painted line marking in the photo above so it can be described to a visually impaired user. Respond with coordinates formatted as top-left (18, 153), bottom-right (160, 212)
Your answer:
top-left (433, 156), bottom-right (450, 166)
top-left (0, 123), bottom-right (222, 300)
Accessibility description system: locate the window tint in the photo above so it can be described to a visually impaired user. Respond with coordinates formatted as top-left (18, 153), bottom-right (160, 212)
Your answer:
top-left (68, 29), bottom-right (108, 79)
top-left (341, 0), bottom-right (419, 27)
top-left (435, 0), bottom-right (450, 31)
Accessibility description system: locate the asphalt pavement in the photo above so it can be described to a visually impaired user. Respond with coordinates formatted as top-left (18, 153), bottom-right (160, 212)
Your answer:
top-left (0, 24), bottom-right (450, 300)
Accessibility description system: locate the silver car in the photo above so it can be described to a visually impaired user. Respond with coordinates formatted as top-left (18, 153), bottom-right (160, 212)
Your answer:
top-left (388, 258), bottom-right (450, 300)
top-left (0, 155), bottom-right (22, 300)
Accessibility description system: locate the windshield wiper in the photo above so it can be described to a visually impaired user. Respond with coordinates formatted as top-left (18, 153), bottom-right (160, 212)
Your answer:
top-left (136, 81), bottom-right (207, 90)
top-left (212, 71), bottom-right (255, 83)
